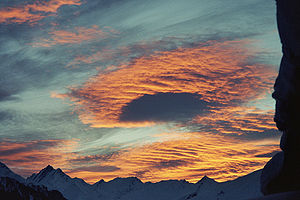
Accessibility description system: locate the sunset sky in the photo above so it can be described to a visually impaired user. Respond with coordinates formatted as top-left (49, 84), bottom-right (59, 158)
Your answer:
top-left (0, 0), bottom-right (282, 184)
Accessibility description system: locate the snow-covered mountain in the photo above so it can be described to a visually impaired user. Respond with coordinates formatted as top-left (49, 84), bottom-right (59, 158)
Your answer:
top-left (179, 171), bottom-right (262, 200)
top-left (0, 161), bottom-right (25, 183)
top-left (0, 161), bottom-right (264, 200)
top-left (0, 162), bottom-right (66, 199)
top-left (26, 165), bottom-right (95, 200)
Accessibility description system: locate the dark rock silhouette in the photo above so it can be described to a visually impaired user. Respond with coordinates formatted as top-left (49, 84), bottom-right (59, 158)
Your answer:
top-left (0, 177), bottom-right (66, 200)
top-left (261, 0), bottom-right (300, 195)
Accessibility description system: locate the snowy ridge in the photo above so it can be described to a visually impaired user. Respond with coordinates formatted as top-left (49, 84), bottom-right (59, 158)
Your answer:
top-left (26, 165), bottom-right (94, 200)
top-left (1, 161), bottom-right (264, 200)
top-left (180, 170), bottom-right (262, 200)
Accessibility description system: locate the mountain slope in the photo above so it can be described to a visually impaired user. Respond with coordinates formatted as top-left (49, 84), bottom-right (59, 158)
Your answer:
top-left (178, 170), bottom-right (262, 200)
top-left (0, 177), bottom-right (66, 200)
top-left (26, 165), bottom-right (95, 200)
top-left (0, 162), bottom-right (25, 183)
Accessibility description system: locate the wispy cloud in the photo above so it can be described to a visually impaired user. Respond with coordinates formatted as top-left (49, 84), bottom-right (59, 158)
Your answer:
top-left (0, 139), bottom-right (78, 177)
top-left (58, 40), bottom-right (276, 128)
top-left (68, 132), bottom-right (280, 183)
top-left (0, 0), bottom-right (279, 185)
top-left (0, 0), bottom-right (82, 24)
top-left (191, 106), bottom-right (277, 137)
top-left (32, 25), bottom-right (117, 47)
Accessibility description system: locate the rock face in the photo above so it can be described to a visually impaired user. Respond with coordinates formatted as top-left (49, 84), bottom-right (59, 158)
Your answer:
top-left (260, 152), bottom-right (284, 194)
top-left (261, 0), bottom-right (300, 195)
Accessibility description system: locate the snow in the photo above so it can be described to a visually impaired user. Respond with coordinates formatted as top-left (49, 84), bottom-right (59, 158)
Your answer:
top-left (0, 161), bottom-right (265, 200)
top-left (0, 161), bottom-right (25, 183)
top-left (26, 165), bottom-right (263, 200)
top-left (26, 165), bottom-right (94, 200)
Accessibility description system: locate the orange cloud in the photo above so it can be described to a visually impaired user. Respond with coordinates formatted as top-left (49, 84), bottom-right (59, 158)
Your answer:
top-left (67, 49), bottom-right (121, 67)
top-left (0, 139), bottom-right (78, 177)
top-left (66, 41), bottom-right (173, 68)
top-left (68, 132), bottom-right (280, 184)
top-left (32, 25), bottom-right (117, 47)
top-left (60, 40), bottom-right (276, 128)
top-left (191, 106), bottom-right (277, 136)
top-left (0, 0), bottom-right (81, 24)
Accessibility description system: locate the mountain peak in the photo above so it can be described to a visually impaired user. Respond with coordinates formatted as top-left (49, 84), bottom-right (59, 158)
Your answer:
top-left (43, 165), bottom-right (54, 172)
top-left (197, 175), bottom-right (217, 184)
top-left (95, 179), bottom-right (105, 184)
top-left (26, 165), bottom-right (69, 185)
top-left (0, 161), bottom-right (25, 183)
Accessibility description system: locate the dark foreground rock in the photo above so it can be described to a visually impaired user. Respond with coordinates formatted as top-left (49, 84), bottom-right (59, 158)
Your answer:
top-left (0, 177), bottom-right (66, 200)
top-left (249, 191), bottom-right (300, 200)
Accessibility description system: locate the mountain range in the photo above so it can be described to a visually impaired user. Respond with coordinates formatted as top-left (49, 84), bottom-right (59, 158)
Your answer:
top-left (0, 161), bottom-right (263, 200)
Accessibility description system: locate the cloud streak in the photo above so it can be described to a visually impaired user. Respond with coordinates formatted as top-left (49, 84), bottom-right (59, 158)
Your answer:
top-left (32, 25), bottom-right (118, 47)
top-left (0, 0), bottom-right (82, 24)
top-left (0, 139), bottom-right (78, 177)
top-left (68, 132), bottom-right (280, 183)
top-left (191, 106), bottom-right (277, 137)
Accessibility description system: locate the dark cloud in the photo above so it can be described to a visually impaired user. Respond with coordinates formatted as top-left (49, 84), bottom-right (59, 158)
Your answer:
top-left (70, 153), bottom-right (118, 163)
top-left (229, 161), bottom-right (263, 168)
top-left (152, 159), bottom-right (189, 170)
top-left (6, 156), bottom-right (42, 164)
top-left (120, 93), bottom-right (211, 122)
top-left (134, 170), bottom-right (150, 178)
top-left (0, 89), bottom-right (19, 102)
top-left (0, 140), bottom-right (60, 157)
top-left (190, 168), bottom-right (217, 172)
top-left (0, 111), bottom-right (14, 122)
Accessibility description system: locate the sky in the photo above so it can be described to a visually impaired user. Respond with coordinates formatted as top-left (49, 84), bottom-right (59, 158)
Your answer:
top-left (0, 0), bottom-right (283, 184)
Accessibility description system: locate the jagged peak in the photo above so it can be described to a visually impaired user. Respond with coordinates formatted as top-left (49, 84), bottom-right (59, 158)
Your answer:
top-left (27, 165), bottom-right (69, 183)
top-left (94, 179), bottom-right (105, 184)
top-left (40, 165), bottom-right (67, 176)
top-left (93, 179), bottom-right (105, 187)
top-left (197, 175), bottom-right (217, 184)
top-left (42, 165), bottom-right (55, 172)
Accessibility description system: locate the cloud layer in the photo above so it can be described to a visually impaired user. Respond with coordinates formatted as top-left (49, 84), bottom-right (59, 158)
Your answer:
top-left (67, 132), bottom-right (279, 183)
top-left (63, 40), bottom-right (276, 128)
top-left (0, 0), bottom-right (280, 185)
